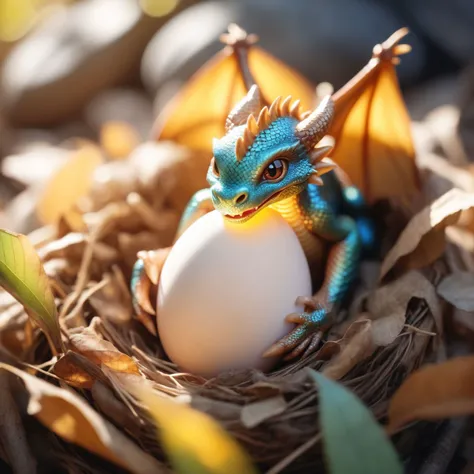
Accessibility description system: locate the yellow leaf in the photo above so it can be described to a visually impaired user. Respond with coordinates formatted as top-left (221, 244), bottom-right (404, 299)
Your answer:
top-left (53, 352), bottom-right (97, 389)
top-left (0, 364), bottom-right (165, 474)
top-left (37, 143), bottom-right (103, 224)
top-left (0, 230), bottom-right (62, 353)
top-left (100, 121), bottom-right (140, 160)
top-left (133, 385), bottom-right (258, 474)
top-left (69, 326), bottom-right (140, 375)
top-left (0, 0), bottom-right (36, 42)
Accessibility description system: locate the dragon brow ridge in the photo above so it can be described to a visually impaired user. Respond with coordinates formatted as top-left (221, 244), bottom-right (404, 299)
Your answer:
top-left (234, 95), bottom-right (308, 162)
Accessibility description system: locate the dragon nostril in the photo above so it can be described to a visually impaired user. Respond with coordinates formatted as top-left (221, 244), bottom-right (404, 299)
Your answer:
top-left (235, 192), bottom-right (248, 204)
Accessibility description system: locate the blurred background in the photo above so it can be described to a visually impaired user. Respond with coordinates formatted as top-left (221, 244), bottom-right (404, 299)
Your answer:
top-left (0, 0), bottom-right (474, 235)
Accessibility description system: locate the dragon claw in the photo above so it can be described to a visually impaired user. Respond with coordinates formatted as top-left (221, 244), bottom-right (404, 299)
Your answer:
top-left (263, 303), bottom-right (330, 360)
top-left (285, 312), bottom-right (305, 324)
top-left (372, 27), bottom-right (410, 64)
top-left (295, 295), bottom-right (316, 310)
top-left (283, 337), bottom-right (311, 361)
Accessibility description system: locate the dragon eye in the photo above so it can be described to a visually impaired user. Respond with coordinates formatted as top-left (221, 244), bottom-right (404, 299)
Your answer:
top-left (211, 157), bottom-right (220, 177)
top-left (262, 159), bottom-right (288, 182)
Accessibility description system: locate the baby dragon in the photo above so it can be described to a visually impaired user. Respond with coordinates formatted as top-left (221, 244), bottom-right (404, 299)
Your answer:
top-left (132, 35), bottom-right (407, 361)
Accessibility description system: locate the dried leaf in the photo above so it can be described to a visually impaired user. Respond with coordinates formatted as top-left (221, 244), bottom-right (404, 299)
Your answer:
top-left (117, 231), bottom-right (161, 269)
top-left (0, 229), bottom-right (62, 353)
top-left (69, 327), bottom-right (140, 375)
top-left (37, 143), bottom-right (104, 224)
top-left (241, 396), bottom-right (287, 428)
top-left (321, 319), bottom-right (375, 380)
top-left (368, 271), bottom-right (441, 345)
top-left (132, 384), bottom-right (258, 474)
top-left (89, 269), bottom-right (133, 324)
top-left (310, 369), bottom-right (403, 474)
top-left (380, 189), bottom-right (474, 279)
top-left (388, 356), bottom-right (474, 432)
top-left (437, 272), bottom-right (474, 311)
top-left (38, 233), bottom-right (119, 266)
top-left (0, 364), bottom-right (166, 473)
top-left (91, 381), bottom-right (141, 434)
top-left (53, 352), bottom-right (98, 389)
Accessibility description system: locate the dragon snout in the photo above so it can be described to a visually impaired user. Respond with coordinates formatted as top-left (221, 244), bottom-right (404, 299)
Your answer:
top-left (233, 191), bottom-right (248, 205)
top-left (211, 187), bottom-right (249, 206)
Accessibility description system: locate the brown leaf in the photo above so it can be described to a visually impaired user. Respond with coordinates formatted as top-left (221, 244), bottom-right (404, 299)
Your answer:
top-left (89, 269), bottom-right (133, 324)
top-left (387, 356), bottom-right (474, 432)
top-left (117, 231), bottom-right (162, 269)
top-left (53, 351), bottom-right (102, 389)
top-left (320, 319), bottom-right (375, 380)
top-left (437, 272), bottom-right (474, 311)
top-left (0, 364), bottom-right (166, 473)
top-left (451, 308), bottom-right (474, 340)
top-left (240, 396), bottom-right (287, 428)
top-left (38, 233), bottom-right (119, 265)
top-left (91, 381), bottom-right (141, 434)
top-left (380, 189), bottom-right (474, 279)
top-left (368, 271), bottom-right (442, 345)
top-left (69, 327), bottom-right (140, 375)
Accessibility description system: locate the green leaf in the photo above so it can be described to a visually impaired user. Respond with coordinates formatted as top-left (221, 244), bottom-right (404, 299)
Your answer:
top-left (309, 369), bottom-right (403, 474)
top-left (132, 384), bottom-right (258, 474)
top-left (0, 230), bottom-right (62, 353)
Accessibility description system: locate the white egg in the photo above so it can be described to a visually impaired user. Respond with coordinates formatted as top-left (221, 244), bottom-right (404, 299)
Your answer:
top-left (157, 208), bottom-right (313, 377)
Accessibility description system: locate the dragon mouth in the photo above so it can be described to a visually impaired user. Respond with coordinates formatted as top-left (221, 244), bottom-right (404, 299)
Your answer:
top-left (224, 190), bottom-right (283, 221)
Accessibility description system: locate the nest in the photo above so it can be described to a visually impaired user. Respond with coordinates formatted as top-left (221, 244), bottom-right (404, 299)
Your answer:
top-left (0, 140), bottom-right (463, 473)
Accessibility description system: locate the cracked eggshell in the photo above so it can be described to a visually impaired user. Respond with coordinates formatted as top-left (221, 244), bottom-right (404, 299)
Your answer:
top-left (157, 209), bottom-right (313, 378)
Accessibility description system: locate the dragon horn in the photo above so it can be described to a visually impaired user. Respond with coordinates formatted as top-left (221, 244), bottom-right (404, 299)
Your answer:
top-left (225, 84), bottom-right (262, 131)
top-left (295, 96), bottom-right (334, 151)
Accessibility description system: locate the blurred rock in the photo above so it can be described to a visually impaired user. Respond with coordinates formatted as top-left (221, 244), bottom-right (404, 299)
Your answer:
top-left (405, 75), bottom-right (461, 121)
top-left (2, 145), bottom-right (69, 187)
top-left (85, 88), bottom-right (154, 139)
top-left (142, 0), bottom-right (426, 111)
top-left (397, 0), bottom-right (474, 64)
top-left (0, 187), bottom-right (41, 234)
top-left (406, 75), bottom-right (469, 165)
top-left (0, 0), bottom-right (164, 127)
top-left (458, 65), bottom-right (474, 161)
top-left (0, 174), bottom-right (26, 210)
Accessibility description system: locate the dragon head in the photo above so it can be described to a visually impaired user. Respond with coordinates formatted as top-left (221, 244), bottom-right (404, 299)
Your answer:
top-left (207, 85), bottom-right (336, 223)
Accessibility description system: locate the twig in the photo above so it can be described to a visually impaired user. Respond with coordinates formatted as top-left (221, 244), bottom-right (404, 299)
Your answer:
top-left (417, 417), bottom-right (467, 474)
top-left (266, 434), bottom-right (321, 474)
top-left (0, 372), bottom-right (37, 473)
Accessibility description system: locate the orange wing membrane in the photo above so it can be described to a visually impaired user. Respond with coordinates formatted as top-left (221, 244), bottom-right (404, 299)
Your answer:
top-left (152, 24), bottom-right (315, 153)
top-left (329, 28), bottom-right (420, 205)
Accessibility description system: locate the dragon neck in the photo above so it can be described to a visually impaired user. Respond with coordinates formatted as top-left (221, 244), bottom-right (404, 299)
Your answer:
top-left (270, 196), bottom-right (322, 265)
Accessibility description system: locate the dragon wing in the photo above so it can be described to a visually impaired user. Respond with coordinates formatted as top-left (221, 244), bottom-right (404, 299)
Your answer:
top-left (152, 24), bottom-right (315, 153)
top-left (329, 28), bottom-right (420, 205)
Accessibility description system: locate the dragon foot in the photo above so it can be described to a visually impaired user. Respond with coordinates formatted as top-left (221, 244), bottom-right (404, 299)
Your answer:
top-left (263, 299), bottom-right (332, 361)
